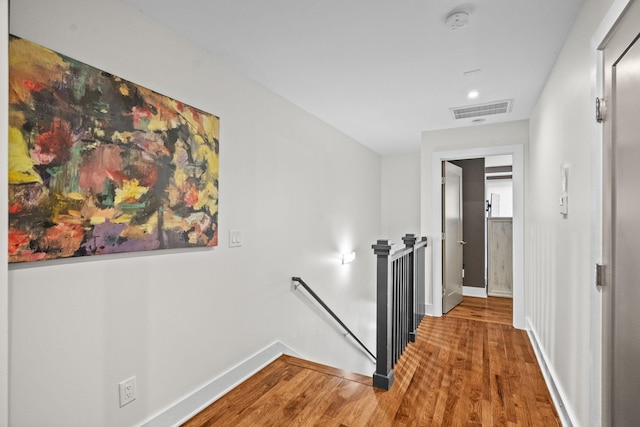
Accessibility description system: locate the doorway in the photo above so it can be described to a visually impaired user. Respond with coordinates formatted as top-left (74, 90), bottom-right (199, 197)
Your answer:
top-left (443, 156), bottom-right (514, 313)
top-left (450, 158), bottom-right (485, 298)
top-left (600, 0), bottom-right (640, 423)
top-left (431, 144), bottom-right (525, 329)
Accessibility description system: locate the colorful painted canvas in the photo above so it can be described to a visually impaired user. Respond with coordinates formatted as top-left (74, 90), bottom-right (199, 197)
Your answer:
top-left (8, 35), bottom-right (219, 263)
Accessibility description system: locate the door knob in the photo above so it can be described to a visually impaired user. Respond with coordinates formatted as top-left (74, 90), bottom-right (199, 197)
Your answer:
top-left (457, 240), bottom-right (467, 245)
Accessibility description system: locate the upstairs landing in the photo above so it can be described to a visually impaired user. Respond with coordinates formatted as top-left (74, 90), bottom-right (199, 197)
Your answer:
top-left (184, 297), bottom-right (559, 426)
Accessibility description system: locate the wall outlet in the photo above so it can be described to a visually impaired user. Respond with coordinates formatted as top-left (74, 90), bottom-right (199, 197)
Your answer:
top-left (119, 376), bottom-right (136, 407)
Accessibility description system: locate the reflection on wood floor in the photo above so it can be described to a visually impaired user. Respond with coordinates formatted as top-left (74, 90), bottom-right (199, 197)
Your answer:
top-left (183, 296), bottom-right (559, 426)
top-left (447, 295), bottom-right (513, 325)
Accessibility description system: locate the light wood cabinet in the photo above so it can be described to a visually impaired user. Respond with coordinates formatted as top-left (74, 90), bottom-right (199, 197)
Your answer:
top-left (488, 217), bottom-right (513, 297)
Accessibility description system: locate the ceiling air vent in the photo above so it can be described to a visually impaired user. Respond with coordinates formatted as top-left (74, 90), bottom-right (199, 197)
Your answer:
top-left (451, 99), bottom-right (513, 120)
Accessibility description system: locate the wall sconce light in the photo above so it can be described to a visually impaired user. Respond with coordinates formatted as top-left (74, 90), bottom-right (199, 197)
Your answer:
top-left (341, 251), bottom-right (356, 265)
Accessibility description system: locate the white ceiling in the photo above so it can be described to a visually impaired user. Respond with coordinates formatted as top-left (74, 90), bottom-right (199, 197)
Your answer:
top-left (123, 0), bottom-right (584, 155)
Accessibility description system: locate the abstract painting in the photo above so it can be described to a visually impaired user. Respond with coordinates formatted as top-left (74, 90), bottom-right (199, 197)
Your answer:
top-left (8, 35), bottom-right (219, 263)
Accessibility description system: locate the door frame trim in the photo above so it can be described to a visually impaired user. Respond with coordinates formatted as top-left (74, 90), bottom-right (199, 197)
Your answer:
top-left (593, 0), bottom-right (634, 50)
top-left (431, 144), bottom-right (525, 329)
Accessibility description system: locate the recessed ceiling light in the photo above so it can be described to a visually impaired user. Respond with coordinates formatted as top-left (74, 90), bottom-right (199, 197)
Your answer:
top-left (468, 90), bottom-right (479, 99)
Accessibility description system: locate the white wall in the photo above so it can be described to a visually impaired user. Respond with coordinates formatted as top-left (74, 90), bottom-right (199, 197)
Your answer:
top-left (527, 0), bottom-right (616, 425)
top-left (486, 179), bottom-right (513, 217)
top-left (485, 155), bottom-right (513, 217)
top-left (7, 1), bottom-right (382, 425)
top-left (380, 153), bottom-right (432, 313)
top-left (485, 155), bottom-right (513, 168)
top-left (381, 154), bottom-right (421, 241)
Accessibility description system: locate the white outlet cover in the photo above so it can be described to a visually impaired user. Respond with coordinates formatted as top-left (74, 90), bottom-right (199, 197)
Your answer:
top-left (119, 376), bottom-right (137, 407)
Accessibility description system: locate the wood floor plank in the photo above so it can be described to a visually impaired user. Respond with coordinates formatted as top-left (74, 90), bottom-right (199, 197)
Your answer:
top-left (447, 296), bottom-right (513, 325)
top-left (323, 380), bottom-right (377, 426)
top-left (280, 354), bottom-right (372, 386)
top-left (183, 297), bottom-right (560, 426)
top-left (184, 358), bottom-right (294, 427)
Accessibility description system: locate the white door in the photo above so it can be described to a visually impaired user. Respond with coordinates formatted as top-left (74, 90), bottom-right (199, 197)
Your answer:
top-left (602, 1), bottom-right (640, 424)
top-left (443, 161), bottom-right (464, 313)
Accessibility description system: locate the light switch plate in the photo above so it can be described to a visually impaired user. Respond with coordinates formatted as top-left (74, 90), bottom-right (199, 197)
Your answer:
top-left (229, 230), bottom-right (242, 248)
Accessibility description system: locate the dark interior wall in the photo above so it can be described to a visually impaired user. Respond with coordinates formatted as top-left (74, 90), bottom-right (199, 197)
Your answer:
top-left (451, 158), bottom-right (485, 288)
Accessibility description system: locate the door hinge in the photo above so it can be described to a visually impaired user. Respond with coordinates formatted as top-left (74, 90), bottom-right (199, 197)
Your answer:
top-left (596, 97), bottom-right (605, 123)
top-left (596, 264), bottom-right (605, 288)
top-left (441, 176), bottom-right (445, 185)
top-left (441, 232), bottom-right (445, 240)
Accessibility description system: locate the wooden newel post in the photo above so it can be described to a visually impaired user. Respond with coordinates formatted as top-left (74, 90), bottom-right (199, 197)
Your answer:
top-left (402, 233), bottom-right (417, 248)
top-left (372, 239), bottom-right (394, 390)
top-left (402, 234), bottom-right (417, 342)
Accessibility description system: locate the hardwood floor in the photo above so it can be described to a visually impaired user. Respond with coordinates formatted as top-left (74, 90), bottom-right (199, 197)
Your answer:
top-left (446, 295), bottom-right (513, 325)
top-left (183, 297), bottom-right (559, 426)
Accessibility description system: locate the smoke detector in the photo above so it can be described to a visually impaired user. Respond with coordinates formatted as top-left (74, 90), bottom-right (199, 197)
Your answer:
top-left (444, 11), bottom-right (469, 30)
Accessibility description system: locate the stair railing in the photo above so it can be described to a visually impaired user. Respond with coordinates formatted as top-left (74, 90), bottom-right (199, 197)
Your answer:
top-left (291, 276), bottom-right (376, 361)
top-left (372, 234), bottom-right (428, 390)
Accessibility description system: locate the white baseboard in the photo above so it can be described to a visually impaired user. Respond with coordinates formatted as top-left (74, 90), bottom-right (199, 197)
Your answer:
top-left (526, 318), bottom-right (575, 427)
top-left (141, 341), bottom-right (299, 427)
top-left (463, 286), bottom-right (487, 298)
top-left (423, 303), bottom-right (435, 316)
